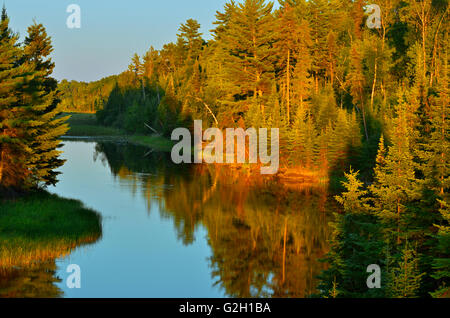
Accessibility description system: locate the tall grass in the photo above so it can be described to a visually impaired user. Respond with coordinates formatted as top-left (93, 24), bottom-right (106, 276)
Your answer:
top-left (0, 191), bottom-right (102, 269)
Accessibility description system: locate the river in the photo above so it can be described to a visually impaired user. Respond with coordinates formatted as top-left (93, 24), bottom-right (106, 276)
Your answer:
top-left (0, 140), bottom-right (332, 298)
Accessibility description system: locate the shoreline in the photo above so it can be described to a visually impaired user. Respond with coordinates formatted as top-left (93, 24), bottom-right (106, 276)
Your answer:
top-left (63, 113), bottom-right (333, 189)
top-left (62, 134), bottom-right (174, 152)
top-left (63, 113), bottom-right (175, 152)
top-left (0, 191), bottom-right (102, 269)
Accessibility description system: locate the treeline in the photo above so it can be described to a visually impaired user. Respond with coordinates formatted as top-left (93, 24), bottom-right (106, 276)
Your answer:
top-left (0, 8), bottom-right (67, 193)
top-left (59, 76), bottom-right (119, 113)
top-left (59, 0), bottom-right (448, 179)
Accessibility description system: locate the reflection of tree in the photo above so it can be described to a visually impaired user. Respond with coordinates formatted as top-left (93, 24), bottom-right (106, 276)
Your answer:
top-left (96, 142), bottom-right (332, 297)
top-left (204, 182), bottom-right (331, 297)
top-left (0, 262), bottom-right (62, 298)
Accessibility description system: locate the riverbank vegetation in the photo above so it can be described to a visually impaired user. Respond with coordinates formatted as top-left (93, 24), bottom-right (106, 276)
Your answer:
top-left (64, 113), bottom-right (175, 151)
top-left (64, 113), bottom-right (125, 136)
top-left (0, 191), bottom-right (102, 268)
top-left (0, 7), bottom-right (68, 192)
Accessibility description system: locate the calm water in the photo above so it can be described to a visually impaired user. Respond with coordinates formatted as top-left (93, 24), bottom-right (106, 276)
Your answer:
top-left (1, 140), bottom-right (332, 298)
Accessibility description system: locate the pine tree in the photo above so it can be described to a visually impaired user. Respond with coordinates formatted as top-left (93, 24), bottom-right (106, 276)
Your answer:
top-left (348, 42), bottom-right (369, 141)
top-left (273, 3), bottom-right (303, 124)
top-left (307, 0), bottom-right (332, 92)
top-left (369, 92), bottom-right (421, 247)
top-left (431, 199), bottom-right (450, 298)
top-left (420, 60), bottom-right (449, 200)
top-left (291, 19), bottom-right (313, 113)
top-left (288, 106), bottom-right (316, 168)
top-left (177, 19), bottom-right (203, 64)
top-left (0, 8), bottom-right (33, 189)
top-left (22, 22), bottom-right (69, 187)
top-left (128, 53), bottom-right (145, 100)
top-left (319, 169), bottom-right (386, 298)
top-left (387, 241), bottom-right (425, 298)
top-left (426, 59), bottom-right (450, 298)
top-left (217, 0), bottom-right (276, 125)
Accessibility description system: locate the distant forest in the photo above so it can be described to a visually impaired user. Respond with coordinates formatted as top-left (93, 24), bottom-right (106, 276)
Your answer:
top-left (59, 0), bottom-right (449, 297)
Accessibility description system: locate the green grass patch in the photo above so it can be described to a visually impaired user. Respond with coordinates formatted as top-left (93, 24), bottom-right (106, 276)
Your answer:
top-left (64, 112), bottom-right (97, 126)
top-left (128, 135), bottom-right (175, 152)
top-left (66, 124), bottom-right (125, 137)
top-left (62, 112), bottom-right (175, 152)
top-left (63, 112), bottom-right (125, 136)
top-left (0, 191), bottom-right (102, 268)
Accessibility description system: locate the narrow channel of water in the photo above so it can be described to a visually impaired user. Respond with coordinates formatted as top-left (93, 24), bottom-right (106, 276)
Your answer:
top-left (1, 140), bottom-right (332, 297)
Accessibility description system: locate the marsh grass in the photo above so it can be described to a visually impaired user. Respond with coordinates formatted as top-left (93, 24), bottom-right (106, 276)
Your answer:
top-left (0, 191), bottom-right (102, 269)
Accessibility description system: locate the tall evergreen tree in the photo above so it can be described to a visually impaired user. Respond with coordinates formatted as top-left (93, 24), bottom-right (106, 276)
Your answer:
top-left (369, 93), bottom-right (421, 247)
top-left (22, 22), bottom-right (69, 186)
top-left (217, 0), bottom-right (276, 126)
top-left (0, 8), bottom-right (33, 189)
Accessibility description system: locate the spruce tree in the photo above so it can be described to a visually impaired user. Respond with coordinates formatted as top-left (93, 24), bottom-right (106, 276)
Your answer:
top-left (22, 22), bottom-right (69, 187)
top-left (319, 169), bottom-right (386, 298)
top-left (369, 92), bottom-right (421, 247)
top-left (387, 241), bottom-right (425, 298)
top-left (0, 8), bottom-right (33, 189)
top-left (431, 199), bottom-right (450, 298)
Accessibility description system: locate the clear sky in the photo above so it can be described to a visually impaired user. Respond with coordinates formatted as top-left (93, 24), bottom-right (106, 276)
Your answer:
top-left (3, 0), bottom-right (258, 82)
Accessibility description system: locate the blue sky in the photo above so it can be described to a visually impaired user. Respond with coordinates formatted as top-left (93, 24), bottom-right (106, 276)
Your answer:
top-left (3, 0), bottom-right (265, 82)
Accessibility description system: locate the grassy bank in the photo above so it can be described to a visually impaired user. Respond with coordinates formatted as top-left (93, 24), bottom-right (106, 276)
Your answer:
top-left (64, 112), bottom-right (124, 136)
top-left (63, 112), bottom-right (174, 152)
top-left (0, 191), bottom-right (102, 268)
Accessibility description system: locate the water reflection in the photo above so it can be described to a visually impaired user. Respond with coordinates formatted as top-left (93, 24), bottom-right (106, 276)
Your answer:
top-left (0, 262), bottom-right (62, 298)
top-left (0, 141), bottom-right (332, 297)
top-left (93, 141), bottom-right (332, 297)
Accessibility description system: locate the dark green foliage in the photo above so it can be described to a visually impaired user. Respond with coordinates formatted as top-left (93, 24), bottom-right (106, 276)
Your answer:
top-left (0, 8), bottom-right (67, 191)
top-left (318, 170), bottom-right (386, 298)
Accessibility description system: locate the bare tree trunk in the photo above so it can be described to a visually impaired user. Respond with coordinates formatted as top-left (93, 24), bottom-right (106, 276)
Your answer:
top-left (286, 50), bottom-right (290, 124)
top-left (315, 75), bottom-right (319, 94)
top-left (430, 10), bottom-right (447, 86)
top-left (141, 79), bottom-right (146, 101)
top-left (421, 5), bottom-right (427, 82)
top-left (381, 82), bottom-right (387, 106)
top-left (282, 217), bottom-right (287, 284)
top-left (397, 198), bottom-right (401, 245)
top-left (361, 98), bottom-right (369, 141)
top-left (156, 83), bottom-right (160, 104)
top-left (371, 55), bottom-right (378, 111)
